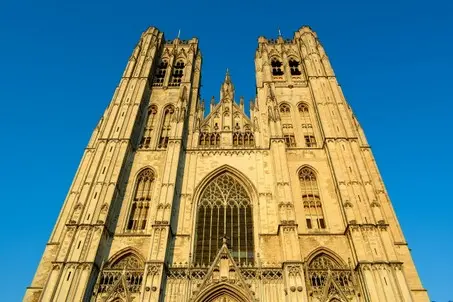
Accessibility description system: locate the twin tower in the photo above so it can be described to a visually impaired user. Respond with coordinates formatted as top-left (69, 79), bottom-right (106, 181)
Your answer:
top-left (25, 26), bottom-right (429, 301)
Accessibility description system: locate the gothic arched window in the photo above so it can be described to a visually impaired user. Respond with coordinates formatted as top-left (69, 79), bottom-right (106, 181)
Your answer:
top-left (99, 251), bottom-right (144, 294)
top-left (289, 58), bottom-right (302, 76)
top-left (307, 253), bottom-right (354, 299)
top-left (298, 103), bottom-right (317, 147)
top-left (139, 105), bottom-right (158, 149)
top-left (127, 169), bottom-right (154, 231)
top-left (194, 172), bottom-right (254, 266)
top-left (199, 132), bottom-right (220, 148)
top-left (279, 103), bottom-right (291, 116)
top-left (153, 60), bottom-right (168, 86)
top-left (244, 130), bottom-right (254, 147)
top-left (298, 103), bottom-right (309, 115)
top-left (158, 105), bottom-right (174, 149)
top-left (299, 167), bottom-right (325, 229)
top-left (271, 58), bottom-right (284, 76)
top-left (169, 60), bottom-right (185, 86)
top-left (110, 253), bottom-right (144, 270)
top-left (280, 103), bottom-right (296, 147)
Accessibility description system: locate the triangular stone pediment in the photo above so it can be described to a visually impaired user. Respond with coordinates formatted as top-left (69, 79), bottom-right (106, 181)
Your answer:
top-left (200, 102), bottom-right (252, 132)
top-left (103, 272), bottom-right (131, 302)
top-left (191, 242), bottom-right (255, 302)
top-left (322, 277), bottom-right (348, 302)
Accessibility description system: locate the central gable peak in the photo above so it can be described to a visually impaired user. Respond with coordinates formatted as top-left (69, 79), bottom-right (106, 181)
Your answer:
top-left (220, 68), bottom-right (235, 101)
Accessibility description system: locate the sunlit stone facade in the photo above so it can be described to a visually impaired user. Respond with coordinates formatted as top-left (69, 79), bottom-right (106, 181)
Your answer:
top-left (24, 26), bottom-right (429, 302)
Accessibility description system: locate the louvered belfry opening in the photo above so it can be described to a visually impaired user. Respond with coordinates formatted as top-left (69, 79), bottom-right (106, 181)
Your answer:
top-left (194, 172), bottom-right (254, 266)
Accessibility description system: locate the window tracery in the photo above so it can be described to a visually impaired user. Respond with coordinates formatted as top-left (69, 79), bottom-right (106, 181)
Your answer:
top-left (158, 105), bottom-right (174, 149)
top-left (280, 103), bottom-right (296, 147)
top-left (306, 253), bottom-right (355, 300)
top-left (194, 172), bottom-right (254, 266)
top-left (139, 105), bottom-right (158, 149)
top-left (298, 103), bottom-right (317, 147)
top-left (169, 60), bottom-right (184, 86)
top-left (271, 58), bottom-right (284, 76)
top-left (98, 252), bottom-right (144, 294)
top-left (279, 103), bottom-right (291, 115)
top-left (127, 169), bottom-right (154, 231)
top-left (153, 60), bottom-right (168, 86)
top-left (199, 132), bottom-right (221, 147)
top-left (304, 135), bottom-right (317, 147)
top-left (283, 132), bottom-right (296, 148)
top-left (299, 167), bottom-right (325, 229)
top-left (233, 131), bottom-right (255, 147)
top-left (289, 58), bottom-right (302, 76)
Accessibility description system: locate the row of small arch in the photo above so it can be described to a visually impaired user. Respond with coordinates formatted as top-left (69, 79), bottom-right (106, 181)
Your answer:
top-left (156, 58), bottom-right (185, 68)
top-left (133, 164), bottom-right (320, 189)
top-left (104, 246), bottom-right (347, 270)
top-left (279, 102), bottom-right (310, 113)
top-left (144, 102), bottom-right (312, 115)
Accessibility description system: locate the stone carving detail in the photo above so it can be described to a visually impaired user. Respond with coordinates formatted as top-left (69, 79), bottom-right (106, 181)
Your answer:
top-left (93, 251), bottom-right (145, 300)
top-left (305, 253), bottom-right (358, 301)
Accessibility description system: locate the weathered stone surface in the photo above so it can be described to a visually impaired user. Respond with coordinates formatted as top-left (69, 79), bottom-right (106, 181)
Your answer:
top-left (24, 26), bottom-right (429, 302)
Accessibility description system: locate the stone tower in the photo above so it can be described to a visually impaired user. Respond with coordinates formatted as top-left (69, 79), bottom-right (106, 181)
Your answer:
top-left (25, 26), bottom-right (429, 302)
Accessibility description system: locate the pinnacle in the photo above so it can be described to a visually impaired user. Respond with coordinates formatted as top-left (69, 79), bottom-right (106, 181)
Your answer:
top-left (224, 68), bottom-right (231, 83)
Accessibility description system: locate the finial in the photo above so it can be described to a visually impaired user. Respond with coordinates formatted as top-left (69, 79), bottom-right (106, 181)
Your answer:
top-left (224, 68), bottom-right (231, 83)
top-left (222, 234), bottom-right (228, 246)
top-left (211, 96), bottom-right (215, 104)
top-left (278, 27), bottom-right (282, 37)
top-left (177, 29), bottom-right (181, 39)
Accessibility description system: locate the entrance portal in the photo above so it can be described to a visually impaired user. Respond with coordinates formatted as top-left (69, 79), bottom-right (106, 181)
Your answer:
top-left (194, 283), bottom-right (250, 302)
top-left (206, 296), bottom-right (243, 302)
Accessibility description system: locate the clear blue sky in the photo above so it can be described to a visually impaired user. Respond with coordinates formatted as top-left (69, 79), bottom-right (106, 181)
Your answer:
top-left (1, 0), bottom-right (451, 301)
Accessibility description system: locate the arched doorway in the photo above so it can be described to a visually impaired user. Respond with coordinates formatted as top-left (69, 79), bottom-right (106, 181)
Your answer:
top-left (206, 296), bottom-right (242, 302)
top-left (194, 283), bottom-right (250, 302)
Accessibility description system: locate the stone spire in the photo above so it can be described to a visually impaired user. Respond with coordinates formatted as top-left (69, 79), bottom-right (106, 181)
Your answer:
top-left (220, 68), bottom-right (235, 101)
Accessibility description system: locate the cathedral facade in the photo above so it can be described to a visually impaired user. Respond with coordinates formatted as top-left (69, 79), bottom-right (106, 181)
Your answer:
top-left (25, 26), bottom-right (429, 302)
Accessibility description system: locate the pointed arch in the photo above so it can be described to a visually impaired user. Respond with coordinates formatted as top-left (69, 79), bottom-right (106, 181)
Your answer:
top-left (193, 165), bottom-right (256, 267)
top-left (176, 48), bottom-right (188, 59)
top-left (296, 164), bottom-right (320, 176)
top-left (152, 60), bottom-right (168, 86)
top-left (98, 248), bottom-right (145, 295)
top-left (297, 101), bottom-right (310, 113)
top-left (162, 47), bottom-right (172, 57)
top-left (279, 102), bottom-right (296, 147)
top-left (158, 104), bottom-right (175, 149)
top-left (278, 102), bottom-right (292, 114)
top-left (271, 56), bottom-right (284, 76)
top-left (139, 104), bottom-right (158, 149)
top-left (134, 165), bottom-right (158, 180)
top-left (305, 248), bottom-right (355, 301)
top-left (285, 48), bottom-right (299, 58)
top-left (169, 59), bottom-right (185, 86)
top-left (288, 56), bottom-right (302, 76)
top-left (268, 49), bottom-right (280, 58)
top-left (298, 166), bottom-right (326, 230)
top-left (297, 102), bottom-right (317, 147)
top-left (126, 168), bottom-right (155, 231)
top-left (193, 165), bottom-right (258, 204)
top-left (107, 248), bottom-right (145, 270)
top-left (305, 247), bottom-right (346, 269)
top-left (193, 282), bottom-right (252, 302)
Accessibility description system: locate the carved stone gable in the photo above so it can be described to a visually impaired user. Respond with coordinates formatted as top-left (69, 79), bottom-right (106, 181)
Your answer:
top-left (191, 241), bottom-right (255, 302)
top-left (103, 273), bottom-right (131, 302)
